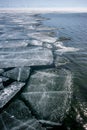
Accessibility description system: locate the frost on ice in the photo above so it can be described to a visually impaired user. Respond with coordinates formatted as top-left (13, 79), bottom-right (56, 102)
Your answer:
top-left (0, 47), bottom-right (53, 68)
top-left (22, 69), bottom-right (72, 124)
top-left (0, 82), bottom-right (25, 108)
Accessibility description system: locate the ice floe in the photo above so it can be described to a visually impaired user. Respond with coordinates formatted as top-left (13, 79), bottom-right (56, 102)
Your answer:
top-left (22, 69), bottom-right (72, 124)
top-left (29, 39), bottom-right (43, 46)
top-left (0, 40), bottom-right (28, 48)
top-left (42, 42), bottom-right (53, 49)
top-left (0, 31), bottom-right (28, 40)
top-left (0, 111), bottom-right (45, 130)
top-left (0, 99), bottom-right (46, 130)
top-left (54, 42), bottom-right (79, 54)
top-left (0, 47), bottom-right (53, 68)
top-left (0, 76), bottom-right (9, 82)
top-left (3, 67), bottom-right (30, 82)
top-left (0, 82), bottom-right (25, 108)
top-left (27, 32), bottom-right (57, 43)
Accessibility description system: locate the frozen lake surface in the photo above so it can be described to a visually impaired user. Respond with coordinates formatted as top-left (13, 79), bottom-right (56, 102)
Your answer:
top-left (0, 12), bottom-right (87, 130)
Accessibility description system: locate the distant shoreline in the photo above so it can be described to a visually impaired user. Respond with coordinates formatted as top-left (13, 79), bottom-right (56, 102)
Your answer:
top-left (0, 8), bottom-right (87, 13)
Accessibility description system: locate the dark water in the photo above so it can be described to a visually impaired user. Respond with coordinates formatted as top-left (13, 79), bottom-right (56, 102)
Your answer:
top-left (41, 13), bottom-right (87, 129)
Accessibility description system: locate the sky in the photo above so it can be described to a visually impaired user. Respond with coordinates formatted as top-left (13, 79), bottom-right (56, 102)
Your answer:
top-left (0, 0), bottom-right (87, 10)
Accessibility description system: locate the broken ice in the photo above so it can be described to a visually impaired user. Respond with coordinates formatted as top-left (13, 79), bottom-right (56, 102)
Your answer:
top-left (0, 99), bottom-right (46, 130)
top-left (27, 32), bottom-right (57, 43)
top-left (0, 82), bottom-right (25, 108)
top-left (0, 40), bottom-right (29, 48)
top-left (22, 69), bottom-right (72, 124)
top-left (0, 47), bottom-right (53, 68)
top-left (3, 67), bottom-right (30, 82)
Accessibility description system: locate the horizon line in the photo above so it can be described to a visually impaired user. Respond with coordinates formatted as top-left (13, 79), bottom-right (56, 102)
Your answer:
top-left (0, 8), bottom-right (87, 13)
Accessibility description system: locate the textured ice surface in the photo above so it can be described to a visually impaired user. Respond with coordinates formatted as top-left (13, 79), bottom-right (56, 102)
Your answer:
top-left (22, 92), bottom-right (71, 121)
top-left (22, 69), bottom-right (72, 123)
top-left (0, 31), bottom-right (28, 40)
top-left (27, 32), bottom-right (57, 43)
top-left (0, 12), bottom-right (73, 129)
top-left (13, 18), bottom-right (39, 25)
top-left (24, 69), bottom-right (71, 92)
top-left (0, 40), bottom-right (28, 48)
top-left (0, 69), bottom-right (4, 74)
top-left (0, 47), bottom-right (53, 68)
top-left (54, 42), bottom-right (79, 54)
top-left (29, 40), bottom-right (43, 46)
top-left (0, 112), bottom-right (45, 130)
top-left (42, 42), bottom-right (53, 49)
top-left (0, 76), bottom-right (9, 82)
top-left (3, 67), bottom-right (30, 82)
top-left (0, 99), bottom-right (46, 130)
top-left (0, 82), bottom-right (25, 108)
top-left (29, 40), bottom-right (53, 49)
top-left (36, 25), bottom-right (56, 31)
top-left (5, 99), bottom-right (33, 122)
